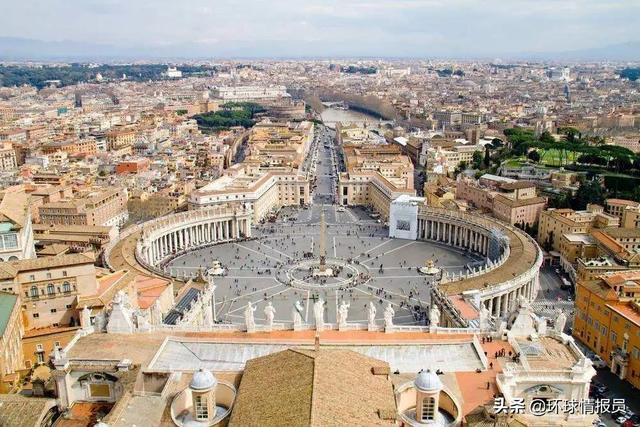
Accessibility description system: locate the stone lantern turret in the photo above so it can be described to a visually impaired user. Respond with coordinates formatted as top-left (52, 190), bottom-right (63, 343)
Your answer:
top-left (189, 368), bottom-right (217, 422)
top-left (414, 369), bottom-right (443, 423)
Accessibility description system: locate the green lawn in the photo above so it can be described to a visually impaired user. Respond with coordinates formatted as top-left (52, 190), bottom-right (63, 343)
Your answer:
top-left (538, 149), bottom-right (579, 167)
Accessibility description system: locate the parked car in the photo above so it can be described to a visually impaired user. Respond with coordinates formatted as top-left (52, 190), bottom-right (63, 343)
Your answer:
top-left (617, 416), bottom-right (630, 425)
top-left (591, 355), bottom-right (607, 369)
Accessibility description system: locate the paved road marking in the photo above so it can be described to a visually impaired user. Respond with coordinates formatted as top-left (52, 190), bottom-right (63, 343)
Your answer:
top-left (361, 241), bottom-right (416, 264)
top-left (259, 241), bottom-right (293, 260)
top-left (234, 242), bottom-right (282, 263)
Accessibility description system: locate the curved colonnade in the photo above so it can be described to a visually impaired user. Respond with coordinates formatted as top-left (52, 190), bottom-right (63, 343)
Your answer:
top-left (106, 205), bottom-right (542, 321)
top-left (417, 207), bottom-right (543, 318)
top-left (134, 206), bottom-right (252, 277)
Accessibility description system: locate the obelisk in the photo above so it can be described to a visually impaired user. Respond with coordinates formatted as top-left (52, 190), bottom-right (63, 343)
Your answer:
top-left (319, 208), bottom-right (327, 272)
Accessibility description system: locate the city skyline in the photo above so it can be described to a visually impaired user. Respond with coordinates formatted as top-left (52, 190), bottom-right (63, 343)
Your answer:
top-left (1, 0), bottom-right (639, 60)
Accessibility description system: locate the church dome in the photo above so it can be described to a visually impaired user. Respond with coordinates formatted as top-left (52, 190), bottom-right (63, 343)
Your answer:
top-left (190, 368), bottom-right (217, 391)
top-left (415, 369), bottom-right (442, 392)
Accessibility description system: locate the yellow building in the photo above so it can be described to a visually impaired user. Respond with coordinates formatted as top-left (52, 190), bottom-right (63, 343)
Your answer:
top-left (0, 253), bottom-right (98, 330)
top-left (189, 165), bottom-right (310, 222)
top-left (0, 292), bottom-right (23, 392)
top-left (605, 198), bottom-right (640, 221)
top-left (337, 143), bottom-right (416, 220)
top-left (244, 121), bottom-right (314, 171)
top-left (22, 326), bottom-right (79, 369)
top-left (537, 204), bottom-right (619, 253)
top-left (574, 269), bottom-right (640, 387)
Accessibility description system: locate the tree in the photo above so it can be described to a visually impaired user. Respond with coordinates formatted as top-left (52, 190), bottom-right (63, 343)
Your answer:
top-left (472, 151), bottom-right (483, 169)
top-left (572, 179), bottom-right (604, 210)
top-left (527, 150), bottom-right (541, 163)
top-left (539, 131), bottom-right (555, 145)
top-left (483, 146), bottom-right (491, 168)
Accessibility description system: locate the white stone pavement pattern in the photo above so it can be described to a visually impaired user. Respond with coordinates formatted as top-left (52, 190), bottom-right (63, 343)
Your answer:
top-left (166, 204), bottom-right (483, 326)
top-left (148, 339), bottom-right (484, 373)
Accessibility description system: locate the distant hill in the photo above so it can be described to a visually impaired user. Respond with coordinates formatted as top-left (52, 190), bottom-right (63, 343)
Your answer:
top-left (0, 36), bottom-right (638, 62)
top-left (515, 41), bottom-right (640, 62)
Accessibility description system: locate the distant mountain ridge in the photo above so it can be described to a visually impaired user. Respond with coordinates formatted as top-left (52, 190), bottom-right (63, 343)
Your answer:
top-left (0, 36), bottom-right (638, 62)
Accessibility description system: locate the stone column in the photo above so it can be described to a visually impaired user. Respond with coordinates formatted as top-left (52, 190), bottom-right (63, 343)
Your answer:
top-left (488, 298), bottom-right (494, 316)
top-left (495, 294), bottom-right (502, 317)
top-left (52, 367), bottom-right (73, 410)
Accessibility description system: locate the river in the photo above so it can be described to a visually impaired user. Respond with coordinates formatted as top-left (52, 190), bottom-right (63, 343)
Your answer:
top-left (320, 107), bottom-right (381, 129)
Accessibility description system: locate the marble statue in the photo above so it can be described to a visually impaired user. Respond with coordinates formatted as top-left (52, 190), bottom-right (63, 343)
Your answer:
top-left (264, 302), bottom-right (276, 330)
top-left (151, 300), bottom-right (163, 325)
top-left (383, 303), bottom-right (395, 329)
top-left (429, 304), bottom-right (441, 328)
top-left (368, 302), bottom-right (377, 329)
top-left (314, 298), bottom-right (325, 331)
top-left (292, 300), bottom-right (304, 328)
top-left (244, 302), bottom-right (257, 333)
top-left (338, 300), bottom-right (350, 328)
top-left (81, 306), bottom-right (91, 331)
top-left (203, 301), bottom-right (214, 327)
top-left (554, 310), bottom-right (567, 334)
top-left (137, 312), bottom-right (151, 332)
top-left (479, 304), bottom-right (491, 330)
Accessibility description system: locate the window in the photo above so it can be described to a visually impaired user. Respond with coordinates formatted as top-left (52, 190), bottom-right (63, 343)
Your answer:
top-left (62, 270), bottom-right (68, 277)
top-left (30, 286), bottom-right (38, 298)
top-left (46, 272), bottom-right (52, 279)
top-left (62, 282), bottom-right (71, 293)
top-left (50, 308), bottom-right (57, 313)
top-left (36, 344), bottom-right (43, 351)
top-left (421, 397), bottom-right (435, 422)
top-left (0, 233), bottom-right (18, 250)
top-left (194, 395), bottom-right (209, 420)
top-left (611, 332), bottom-right (618, 344)
top-left (33, 313), bottom-right (39, 318)
top-left (47, 284), bottom-right (55, 295)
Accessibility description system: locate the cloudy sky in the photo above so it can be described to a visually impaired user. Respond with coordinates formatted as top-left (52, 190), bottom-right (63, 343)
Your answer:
top-left (1, 0), bottom-right (639, 57)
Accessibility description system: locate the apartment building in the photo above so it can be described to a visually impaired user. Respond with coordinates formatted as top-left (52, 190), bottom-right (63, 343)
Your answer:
top-left (426, 143), bottom-right (481, 175)
top-left (337, 143), bottom-right (416, 220)
top-left (210, 85), bottom-right (288, 102)
top-left (0, 141), bottom-right (17, 171)
top-left (0, 292), bottom-right (23, 392)
top-left (456, 175), bottom-right (547, 226)
top-left (574, 270), bottom-right (640, 387)
top-left (338, 172), bottom-right (416, 220)
top-left (106, 127), bottom-right (136, 150)
top-left (0, 253), bottom-right (97, 330)
top-left (244, 121), bottom-right (314, 171)
top-left (38, 187), bottom-right (129, 228)
top-left (342, 144), bottom-right (414, 190)
top-left (189, 166), bottom-right (310, 222)
top-left (537, 204), bottom-right (619, 253)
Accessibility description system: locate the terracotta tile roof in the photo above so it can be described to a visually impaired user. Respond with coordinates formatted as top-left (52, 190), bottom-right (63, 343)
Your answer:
top-left (0, 394), bottom-right (56, 427)
top-left (229, 348), bottom-right (396, 427)
top-left (134, 274), bottom-right (171, 309)
top-left (0, 191), bottom-right (30, 229)
top-left (79, 269), bottom-right (129, 308)
top-left (0, 252), bottom-right (95, 275)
